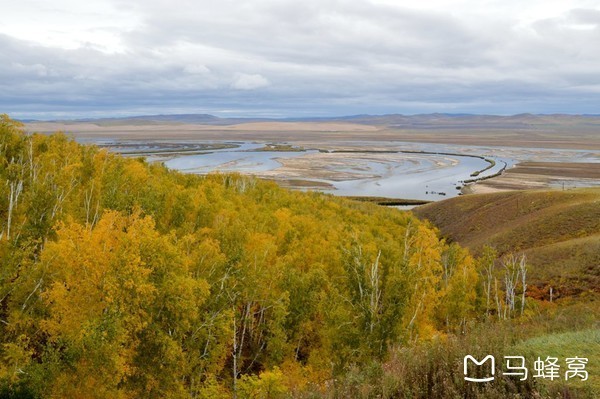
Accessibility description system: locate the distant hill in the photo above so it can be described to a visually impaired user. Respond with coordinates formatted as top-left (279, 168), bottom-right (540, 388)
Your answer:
top-left (414, 188), bottom-right (600, 298)
top-left (21, 113), bottom-right (600, 130)
top-left (44, 113), bottom-right (265, 126)
top-left (327, 113), bottom-right (600, 129)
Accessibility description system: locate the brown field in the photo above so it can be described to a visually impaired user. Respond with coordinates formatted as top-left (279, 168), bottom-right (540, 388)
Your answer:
top-left (370, 130), bottom-right (600, 150)
top-left (509, 162), bottom-right (600, 178)
top-left (24, 121), bottom-right (600, 150)
top-left (467, 162), bottom-right (600, 194)
top-left (24, 121), bottom-right (380, 142)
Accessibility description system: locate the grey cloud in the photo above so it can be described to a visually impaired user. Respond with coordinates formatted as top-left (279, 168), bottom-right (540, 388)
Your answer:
top-left (124, 0), bottom-right (490, 69)
top-left (2, 1), bottom-right (600, 118)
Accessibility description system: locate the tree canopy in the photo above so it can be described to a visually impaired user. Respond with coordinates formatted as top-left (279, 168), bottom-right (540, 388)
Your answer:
top-left (0, 115), bottom-right (483, 398)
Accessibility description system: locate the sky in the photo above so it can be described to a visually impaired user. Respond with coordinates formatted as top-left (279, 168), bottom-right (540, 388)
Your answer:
top-left (1, 0), bottom-right (600, 119)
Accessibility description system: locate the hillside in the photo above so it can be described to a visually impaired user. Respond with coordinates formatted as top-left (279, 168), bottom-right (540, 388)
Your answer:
top-left (414, 189), bottom-right (600, 298)
top-left (0, 115), bottom-right (485, 398)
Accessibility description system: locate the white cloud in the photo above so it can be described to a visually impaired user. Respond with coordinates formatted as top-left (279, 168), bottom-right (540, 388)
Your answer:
top-left (230, 73), bottom-right (270, 90)
top-left (0, 0), bottom-right (139, 53)
top-left (183, 64), bottom-right (211, 75)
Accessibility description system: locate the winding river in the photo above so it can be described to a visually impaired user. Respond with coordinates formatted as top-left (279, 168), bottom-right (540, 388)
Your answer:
top-left (150, 142), bottom-right (514, 201)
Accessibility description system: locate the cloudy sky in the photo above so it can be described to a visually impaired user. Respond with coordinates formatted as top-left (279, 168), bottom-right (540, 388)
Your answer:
top-left (2, 0), bottom-right (600, 119)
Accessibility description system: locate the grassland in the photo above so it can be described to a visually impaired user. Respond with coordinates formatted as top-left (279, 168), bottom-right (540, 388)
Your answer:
top-left (376, 167), bottom-right (600, 398)
top-left (24, 114), bottom-right (600, 150)
top-left (414, 188), bottom-right (600, 298)
top-left (512, 329), bottom-right (600, 396)
top-left (332, 298), bottom-right (600, 398)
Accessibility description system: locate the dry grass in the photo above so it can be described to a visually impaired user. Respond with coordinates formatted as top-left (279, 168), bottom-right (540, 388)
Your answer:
top-left (316, 298), bottom-right (600, 399)
top-left (465, 162), bottom-right (600, 194)
top-left (414, 188), bottom-right (600, 296)
top-left (512, 329), bottom-right (600, 397)
top-left (507, 162), bottom-right (600, 179)
top-left (24, 120), bottom-right (600, 150)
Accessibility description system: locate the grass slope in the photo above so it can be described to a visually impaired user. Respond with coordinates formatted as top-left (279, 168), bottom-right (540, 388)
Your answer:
top-left (414, 188), bottom-right (600, 297)
top-left (512, 329), bottom-right (600, 397)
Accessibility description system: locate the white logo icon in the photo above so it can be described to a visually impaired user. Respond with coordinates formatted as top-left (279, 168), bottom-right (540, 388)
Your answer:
top-left (464, 355), bottom-right (495, 382)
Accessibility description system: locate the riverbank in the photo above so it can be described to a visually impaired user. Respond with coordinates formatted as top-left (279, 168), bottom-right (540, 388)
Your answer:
top-left (464, 162), bottom-right (600, 194)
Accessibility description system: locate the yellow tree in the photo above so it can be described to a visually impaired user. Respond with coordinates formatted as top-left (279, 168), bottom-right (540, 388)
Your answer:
top-left (436, 243), bottom-right (479, 332)
top-left (403, 224), bottom-right (443, 340)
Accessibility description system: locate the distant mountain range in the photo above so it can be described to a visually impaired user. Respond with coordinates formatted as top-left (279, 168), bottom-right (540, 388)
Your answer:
top-left (20, 113), bottom-right (600, 130)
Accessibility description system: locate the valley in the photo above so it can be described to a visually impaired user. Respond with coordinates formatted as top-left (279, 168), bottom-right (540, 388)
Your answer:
top-left (24, 114), bottom-right (600, 201)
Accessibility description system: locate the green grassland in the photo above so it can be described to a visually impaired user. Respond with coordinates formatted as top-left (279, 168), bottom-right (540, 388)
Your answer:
top-left (512, 329), bottom-right (600, 397)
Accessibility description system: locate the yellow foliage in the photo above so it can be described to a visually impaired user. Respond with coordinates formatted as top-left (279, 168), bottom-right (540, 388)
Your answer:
top-left (0, 118), bottom-right (486, 397)
top-left (237, 367), bottom-right (288, 399)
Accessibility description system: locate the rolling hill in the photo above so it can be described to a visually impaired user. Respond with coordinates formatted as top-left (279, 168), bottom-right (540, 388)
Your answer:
top-left (21, 112), bottom-right (600, 130)
top-left (414, 188), bottom-right (600, 299)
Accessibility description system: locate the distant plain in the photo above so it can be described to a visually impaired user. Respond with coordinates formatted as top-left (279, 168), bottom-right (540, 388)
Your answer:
top-left (25, 114), bottom-right (600, 198)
